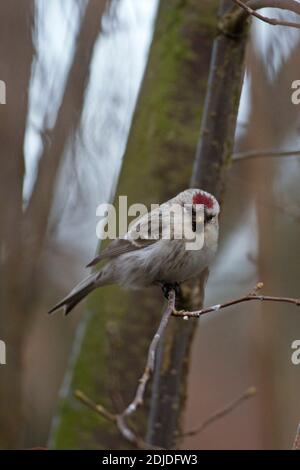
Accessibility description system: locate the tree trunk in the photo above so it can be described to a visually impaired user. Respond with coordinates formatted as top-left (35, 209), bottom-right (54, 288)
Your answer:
top-left (52, 0), bottom-right (219, 449)
top-left (0, 0), bottom-right (34, 448)
top-left (147, 0), bottom-right (249, 449)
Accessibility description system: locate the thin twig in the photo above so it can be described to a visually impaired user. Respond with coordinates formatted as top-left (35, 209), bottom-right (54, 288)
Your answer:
top-left (233, 149), bottom-right (300, 162)
top-left (292, 423), bottom-right (300, 450)
top-left (172, 282), bottom-right (300, 319)
top-left (75, 390), bottom-right (116, 422)
top-left (179, 386), bottom-right (256, 439)
top-left (246, 0), bottom-right (300, 16)
top-left (124, 289), bottom-right (176, 417)
top-left (232, 0), bottom-right (300, 29)
top-left (75, 290), bottom-right (176, 449)
top-left (75, 389), bottom-right (149, 449)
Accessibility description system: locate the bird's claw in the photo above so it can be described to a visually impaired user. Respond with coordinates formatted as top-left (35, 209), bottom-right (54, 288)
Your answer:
top-left (160, 282), bottom-right (180, 299)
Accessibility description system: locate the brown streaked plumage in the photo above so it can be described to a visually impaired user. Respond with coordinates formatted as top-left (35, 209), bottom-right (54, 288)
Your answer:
top-left (49, 189), bottom-right (220, 315)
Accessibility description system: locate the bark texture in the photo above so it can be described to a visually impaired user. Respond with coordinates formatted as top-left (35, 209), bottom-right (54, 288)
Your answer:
top-left (147, 0), bottom-right (249, 448)
top-left (52, 0), bottom-right (218, 449)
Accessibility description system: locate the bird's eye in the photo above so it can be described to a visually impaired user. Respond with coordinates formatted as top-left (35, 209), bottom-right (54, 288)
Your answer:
top-left (205, 214), bottom-right (214, 223)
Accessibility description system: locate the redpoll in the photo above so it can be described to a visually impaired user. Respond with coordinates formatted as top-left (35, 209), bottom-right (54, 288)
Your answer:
top-left (49, 188), bottom-right (219, 315)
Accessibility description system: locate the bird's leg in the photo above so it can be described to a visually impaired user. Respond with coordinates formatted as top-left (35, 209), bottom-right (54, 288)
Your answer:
top-left (158, 281), bottom-right (181, 299)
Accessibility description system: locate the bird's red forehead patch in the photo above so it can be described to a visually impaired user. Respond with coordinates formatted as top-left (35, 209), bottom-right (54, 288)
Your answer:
top-left (192, 192), bottom-right (214, 208)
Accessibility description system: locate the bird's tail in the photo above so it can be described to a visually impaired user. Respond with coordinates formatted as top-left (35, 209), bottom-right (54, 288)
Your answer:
top-left (48, 272), bottom-right (100, 315)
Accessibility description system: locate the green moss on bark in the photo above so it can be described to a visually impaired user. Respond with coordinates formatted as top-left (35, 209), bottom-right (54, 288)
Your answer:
top-left (52, 0), bottom-right (218, 449)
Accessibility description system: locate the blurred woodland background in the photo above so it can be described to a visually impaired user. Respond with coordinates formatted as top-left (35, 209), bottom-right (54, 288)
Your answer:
top-left (0, 0), bottom-right (300, 450)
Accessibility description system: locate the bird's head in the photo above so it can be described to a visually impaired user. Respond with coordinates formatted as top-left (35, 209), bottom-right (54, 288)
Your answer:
top-left (175, 188), bottom-right (220, 227)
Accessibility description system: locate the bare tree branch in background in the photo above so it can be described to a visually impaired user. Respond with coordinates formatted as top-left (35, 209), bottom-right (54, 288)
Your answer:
top-left (232, 0), bottom-right (300, 29)
top-left (233, 149), bottom-right (300, 161)
top-left (179, 386), bottom-right (256, 439)
top-left (75, 390), bottom-right (156, 450)
top-left (76, 385), bottom-right (256, 449)
top-left (247, 0), bottom-right (300, 15)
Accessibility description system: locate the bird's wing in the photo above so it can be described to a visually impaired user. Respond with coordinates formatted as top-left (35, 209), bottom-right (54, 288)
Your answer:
top-left (86, 238), bottom-right (153, 267)
top-left (86, 204), bottom-right (174, 268)
top-left (126, 202), bottom-right (184, 241)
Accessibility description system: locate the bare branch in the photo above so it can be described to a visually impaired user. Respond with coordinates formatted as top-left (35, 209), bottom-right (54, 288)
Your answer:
top-left (75, 284), bottom-right (300, 448)
top-left (231, 0), bottom-right (300, 29)
top-left (172, 282), bottom-right (300, 319)
top-left (292, 423), bottom-right (300, 450)
top-left (247, 0), bottom-right (300, 16)
top-left (75, 389), bottom-right (151, 449)
top-left (75, 290), bottom-right (176, 449)
top-left (75, 390), bottom-right (116, 422)
top-left (233, 149), bottom-right (300, 162)
top-left (124, 290), bottom-right (176, 417)
top-left (179, 386), bottom-right (256, 439)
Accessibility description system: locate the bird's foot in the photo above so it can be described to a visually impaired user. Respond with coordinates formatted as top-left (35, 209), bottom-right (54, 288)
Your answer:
top-left (159, 282), bottom-right (181, 299)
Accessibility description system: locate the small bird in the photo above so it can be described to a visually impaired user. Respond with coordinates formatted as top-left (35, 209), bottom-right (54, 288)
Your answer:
top-left (49, 188), bottom-right (220, 315)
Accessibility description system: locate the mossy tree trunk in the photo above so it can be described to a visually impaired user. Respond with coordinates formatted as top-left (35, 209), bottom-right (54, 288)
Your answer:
top-left (52, 0), bottom-right (219, 449)
top-left (147, 0), bottom-right (249, 449)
